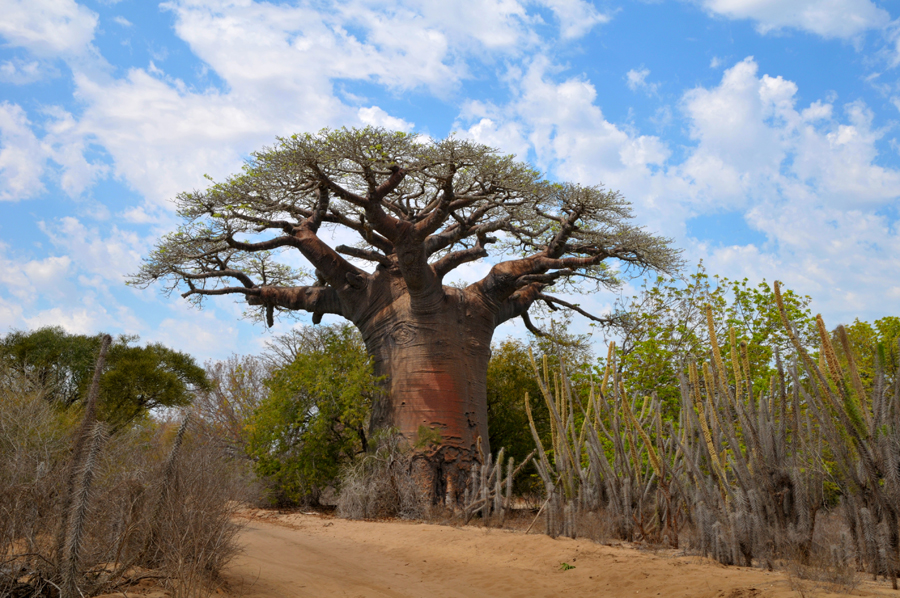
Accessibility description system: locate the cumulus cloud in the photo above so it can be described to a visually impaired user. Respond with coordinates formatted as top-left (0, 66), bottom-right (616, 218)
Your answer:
top-left (24, 305), bottom-right (104, 335)
top-left (0, 248), bottom-right (72, 301)
top-left (0, 0), bottom-right (98, 57)
top-left (0, 103), bottom-right (46, 201)
top-left (358, 107), bottom-right (415, 131)
top-left (679, 57), bottom-right (900, 209)
top-left (37, 217), bottom-right (146, 284)
top-left (456, 55), bottom-right (900, 323)
top-left (697, 0), bottom-right (890, 39)
top-left (535, 0), bottom-right (612, 39)
top-left (0, 59), bottom-right (53, 85)
top-left (43, 0), bottom-right (609, 210)
top-left (0, 102), bottom-right (109, 202)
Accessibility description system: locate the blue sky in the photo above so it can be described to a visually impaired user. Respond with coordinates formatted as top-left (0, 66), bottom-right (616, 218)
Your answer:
top-left (1, 0), bottom-right (899, 360)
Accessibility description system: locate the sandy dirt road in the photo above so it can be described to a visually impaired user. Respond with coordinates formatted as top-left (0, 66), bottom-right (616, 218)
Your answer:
top-left (220, 511), bottom-right (895, 598)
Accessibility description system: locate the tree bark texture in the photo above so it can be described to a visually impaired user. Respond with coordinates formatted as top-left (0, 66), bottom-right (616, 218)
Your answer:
top-left (360, 284), bottom-right (494, 504)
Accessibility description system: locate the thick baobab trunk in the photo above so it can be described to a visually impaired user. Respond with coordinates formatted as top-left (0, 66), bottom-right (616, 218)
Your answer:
top-left (359, 287), bottom-right (494, 505)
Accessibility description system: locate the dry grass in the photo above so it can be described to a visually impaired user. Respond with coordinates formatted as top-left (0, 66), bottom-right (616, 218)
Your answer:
top-left (336, 432), bottom-right (429, 521)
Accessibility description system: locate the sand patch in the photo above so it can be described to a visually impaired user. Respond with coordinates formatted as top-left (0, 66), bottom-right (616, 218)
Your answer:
top-left (218, 510), bottom-right (895, 598)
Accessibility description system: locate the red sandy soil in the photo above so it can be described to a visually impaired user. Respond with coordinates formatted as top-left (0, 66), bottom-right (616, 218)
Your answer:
top-left (204, 509), bottom-right (898, 598)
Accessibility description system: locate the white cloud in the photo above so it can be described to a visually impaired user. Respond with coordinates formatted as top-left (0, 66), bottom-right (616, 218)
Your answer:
top-left (680, 57), bottom-right (900, 209)
top-left (358, 107), bottom-right (415, 131)
top-left (58, 0), bottom-right (606, 210)
top-left (152, 310), bottom-right (240, 360)
top-left (0, 103), bottom-right (46, 201)
top-left (0, 297), bottom-right (23, 330)
top-left (113, 16), bottom-right (132, 27)
top-left (0, 102), bottom-right (109, 202)
top-left (0, 0), bottom-right (98, 57)
top-left (0, 59), bottom-right (53, 85)
top-left (0, 0), bottom-right (619, 215)
top-left (37, 217), bottom-right (146, 284)
top-left (0, 250), bottom-right (72, 300)
top-left (698, 0), bottom-right (891, 39)
top-left (24, 305), bottom-right (104, 335)
top-left (455, 56), bottom-right (900, 323)
top-left (535, 0), bottom-right (612, 39)
top-left (625, 67), bottom-right (659, 95)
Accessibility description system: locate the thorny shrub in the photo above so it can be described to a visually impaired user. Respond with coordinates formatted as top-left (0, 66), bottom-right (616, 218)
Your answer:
top-left (0, 366), bottom-right (249, 598)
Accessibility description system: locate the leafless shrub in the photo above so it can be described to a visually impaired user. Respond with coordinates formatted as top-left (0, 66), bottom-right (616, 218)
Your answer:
top-left (336, 432), bottom-right (428, 520)
top-left (785, 512), bottom-right (860, 594)
top-left (0, 367), bottom-right (73, 598)
top-left (0, 356), bottom-right (247, 598)
top-left (193, 354), bottom-right (270, 460)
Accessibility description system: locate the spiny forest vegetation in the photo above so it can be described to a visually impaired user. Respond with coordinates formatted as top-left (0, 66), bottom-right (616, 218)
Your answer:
top-left (2, 269), bottom-right (898, 595)
top-left (2, 129), bottom-right (898, 595)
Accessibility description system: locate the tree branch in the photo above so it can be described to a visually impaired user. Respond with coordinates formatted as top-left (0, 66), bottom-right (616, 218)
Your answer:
top-left (173, 268), bottom-right (256, 289)
top-left (494, 283), bottom-right (542, 326)
top-left (537, 293), bottom-right (612, 325)
top-left (472, 252), bottom-right (610, 305)
top-left (521, 312), bottom-right (545, 336)
top-left (290, 228), bottom-right (368, 292)
top-left (432, 235), bottom-right (495, 279)
top-left (247, 285), bottom-right (342, 313)
top-left (413, 173), bottom-right (455, 238)
top-left (336, 245), bottom-right (392, 267)
top-left (423, 205), bottom-right (506, 256)
top-left (224, 235), bottom-right (300, 252)
top-left (324, 210), bottom-right (394, 255)
top-left (182, 286), bottom-right (261, 298)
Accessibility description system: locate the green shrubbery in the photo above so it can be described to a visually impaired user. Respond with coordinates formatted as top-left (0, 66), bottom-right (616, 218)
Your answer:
top-left (245, 324), bottom-right (382, 506)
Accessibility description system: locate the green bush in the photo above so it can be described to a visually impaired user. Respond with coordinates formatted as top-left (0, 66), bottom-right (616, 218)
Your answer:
top-left (246, 324), bottom-right (381, 506)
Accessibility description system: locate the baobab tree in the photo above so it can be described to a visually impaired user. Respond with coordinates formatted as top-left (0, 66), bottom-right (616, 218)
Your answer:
top-left (133, 127), bottom-right (679, 503)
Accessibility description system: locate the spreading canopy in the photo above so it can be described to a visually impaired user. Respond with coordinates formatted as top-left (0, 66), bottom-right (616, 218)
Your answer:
top-left (0, 327), bottom-right (209, 429)
top-left (133, 127), bottom-right (679, 333)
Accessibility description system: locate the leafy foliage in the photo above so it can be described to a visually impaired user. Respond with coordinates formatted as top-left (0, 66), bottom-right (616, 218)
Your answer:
top-left (487, 339), bottom-right (547, 473)
top-left (486, 322), bottom-right (596, 492)
top-left (131, 126), bottom-right (679, 330)
top-left (831, 316), bottom-right (900, 393)
top-left (0, 327), bottom-right (209, 429)
top-left (246, 324), bottom-right (382, 506)
top-left (613, 264), bottom-right (816, 417)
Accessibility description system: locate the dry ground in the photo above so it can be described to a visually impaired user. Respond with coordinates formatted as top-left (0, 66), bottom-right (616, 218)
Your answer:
top-left (197, 509), bottom-right (898, 598)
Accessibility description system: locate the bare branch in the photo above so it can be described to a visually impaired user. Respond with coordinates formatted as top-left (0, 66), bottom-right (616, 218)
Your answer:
top-left (336, 245), bottom-right (392, 267)
top-left (521, 312), bottom-right (545, 336)
top-left (538, 293), bottom-right (612, 325)
top-left (182, 286), bottom-right (261, 298)
top-left (433, 235), bottom-right (495, 279)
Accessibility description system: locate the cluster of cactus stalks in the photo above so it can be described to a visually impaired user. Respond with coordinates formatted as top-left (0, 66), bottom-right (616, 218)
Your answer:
top-left (524, 340), bottom-right (686, 545)
top-left (519, 282), bottom-right (900, 585)
top-left (461, 440), bottom-right (535, 526)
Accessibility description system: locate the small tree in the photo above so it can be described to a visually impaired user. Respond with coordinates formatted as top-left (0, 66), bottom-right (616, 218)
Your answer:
top-left (193, 354), bottom-right (271, 459)
top-left (613, 265), bottom-right (816, 417)
top-left (0, 327), bottom-right (209, 430)
top-left (247, 324), bottom-right (381, 506)
top-left (133, 127), bottom-right (679, 502)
